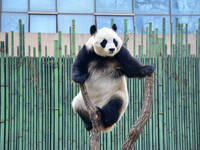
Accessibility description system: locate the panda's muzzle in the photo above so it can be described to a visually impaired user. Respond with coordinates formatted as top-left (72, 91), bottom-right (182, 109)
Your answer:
top-left (109, 48), bottom-right (115, 53)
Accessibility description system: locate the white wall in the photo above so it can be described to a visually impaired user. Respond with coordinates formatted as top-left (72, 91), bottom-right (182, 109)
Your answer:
top-left (0, 32), bottom-right (196, 56)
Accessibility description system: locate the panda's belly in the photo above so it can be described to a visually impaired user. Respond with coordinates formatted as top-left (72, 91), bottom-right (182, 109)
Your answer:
top-left (85, 60), bottom-right (125, 107)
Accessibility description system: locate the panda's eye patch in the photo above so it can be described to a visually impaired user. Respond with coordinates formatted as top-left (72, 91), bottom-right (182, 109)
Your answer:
top-left (113, 39), bottom-right (118, 47)
top-left (100, 39), bottom-right (107, 48)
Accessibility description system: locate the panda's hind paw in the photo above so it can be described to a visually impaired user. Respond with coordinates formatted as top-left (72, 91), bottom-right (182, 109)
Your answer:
top-left (96, 107), bottom-right (104, 124)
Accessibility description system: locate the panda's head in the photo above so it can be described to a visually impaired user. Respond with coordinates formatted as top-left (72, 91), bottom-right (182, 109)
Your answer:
top-left (86, 24), bottom-right (123, 57)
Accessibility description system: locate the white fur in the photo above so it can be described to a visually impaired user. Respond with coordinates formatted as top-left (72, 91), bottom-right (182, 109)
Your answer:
top-left (72, 26), bottom-right (128, 132)
top-left (86, 27), bottom-right (123, 57)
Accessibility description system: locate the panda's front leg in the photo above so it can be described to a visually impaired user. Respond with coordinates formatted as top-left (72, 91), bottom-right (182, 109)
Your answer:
top-left (72, 45), bottom-right (91, 84)
top-left (96, 96), bottom-right (123, 130)
top-left (114, 46), bottom-right (155, 78)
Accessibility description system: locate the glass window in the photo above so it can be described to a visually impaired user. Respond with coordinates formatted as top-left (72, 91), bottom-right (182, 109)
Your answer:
top-left (134, 0), bottom-right (169, 14)
top-left (1, 13), bottom-right (28, 32)
top-left (30, 0), bottom-right (56, 11)
top-left (97, 16), bottom-right (133, 33)
top-left (58, 15), bottom-right (94, 33)
top-left (172, 16), bottom-right (199, 33)
top-left (58, 0), bottom-right (94, 13)
top-left (2, 0), bottom-right (28, 12)
top-left (172, 0), bottom-right (200, 14)
top-left (96, 0), bottom-right (132, 13)
top-left (134, 16), bottom-right (170, 33)
top-left (30, 15), bottom-right (56, 33)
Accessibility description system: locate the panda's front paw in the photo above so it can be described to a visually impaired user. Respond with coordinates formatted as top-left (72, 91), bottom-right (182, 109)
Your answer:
top-left (140, 65), bottom-right (155, 77)
top-left (72, 73), bottom-right (89, 84)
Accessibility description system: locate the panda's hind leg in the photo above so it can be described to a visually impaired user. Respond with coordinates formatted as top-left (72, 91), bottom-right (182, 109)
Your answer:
top-left (76, 109), bottom-right (92, 131)
top-left (97, 96), bottom-right (123, 129)
top-left (72, 93), bottom-right (92, 131)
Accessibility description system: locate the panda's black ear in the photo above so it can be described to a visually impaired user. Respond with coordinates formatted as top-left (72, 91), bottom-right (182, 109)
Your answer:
top-left (90, 25), bottom-right (97, 35)
top-left (112, 24), bottom-right (117, 32)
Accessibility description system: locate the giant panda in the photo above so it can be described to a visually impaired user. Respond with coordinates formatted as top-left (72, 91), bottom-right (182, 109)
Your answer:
top-left (72, 24), bottom-right (155, 132)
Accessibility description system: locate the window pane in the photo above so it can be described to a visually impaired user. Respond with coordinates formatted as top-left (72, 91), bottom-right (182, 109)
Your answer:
top-left (172, 16), bottom-right (199, 33)
top-left (1, 13), bottom-right (28, 32)
top-left (134, 0), bottom-right (169, 14)
top-left (58, 15), bottom-right (94, 33)
top-left (134, 16), bottom-right (170, 33)
top-left (30, 0), bottom-right (56, 11)
top-left (97, 16), bottom-right (133, 33)
top-left (2, 0), bottom-right (28, 12)
top-left (58, 0), bottom-right (94, 13)
top-left (172, 0), bottom-right (200, 14)
top-left (96, 0), bottom-right (132, 13)
top-left (30, 15), bottom-right (56, 33)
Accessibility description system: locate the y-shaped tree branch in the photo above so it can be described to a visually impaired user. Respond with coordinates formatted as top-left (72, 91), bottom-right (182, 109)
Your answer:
top-left (79, 75), bottom-right (154, 150)
top-left (121, 75), bottom-right (154, 149)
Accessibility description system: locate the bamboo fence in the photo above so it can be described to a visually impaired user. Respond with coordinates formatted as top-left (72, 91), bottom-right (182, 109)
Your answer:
top-left (0, 18), bottom-right (199, 150)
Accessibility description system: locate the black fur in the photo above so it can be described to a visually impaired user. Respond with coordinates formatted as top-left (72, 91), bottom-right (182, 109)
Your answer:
top-left (72, 45), bottom-right (93, 83)
top-left (76, 109), bottom-right (92, 131)
top-left (72, 45), bottom-right (155, 84)
top-left (73, 46), bottom-right (124, 83)
top-left (100, 39), bottom-right (107, 48)
top-left (97, 97), bottom-right (122, 128)
top-left (90, 25), bottom-right (97, 35)
top-left (113, 38), bottom-right (118, 47)
top-left (114, 46), bottom-right (155, 78)
top-left (112, 24), bottom-right (117, 32)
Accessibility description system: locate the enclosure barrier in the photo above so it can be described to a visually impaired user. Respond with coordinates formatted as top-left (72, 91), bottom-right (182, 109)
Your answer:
top-left (0, 19), bottom-right (199, 150)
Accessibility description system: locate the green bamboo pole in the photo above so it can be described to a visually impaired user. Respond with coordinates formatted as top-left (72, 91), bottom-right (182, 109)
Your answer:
top-left (22, 24), bottom-right (25, 57)
top-left (111, 18), bottom-right (114, 27)
top-left (54, 40), bottom-right (59, 150)
top-left (46, 55), bottom-right (50, 150)
top-left (198, 19), bottom-right (200, 56)
top-left (11, 32), bottom-right (14, 56)
top-left (19, 19), bottom-right (22, 57)
top-left (141, 27), bottom-right (144, 57)
top-left (162, 18), bottom-right (166, 57)
top-left (33, 47), bottom-right (36, 150)
top-left (170, 23), bottom-right (173, 56)
top-left (124, 19), bottom-right (128, 48)
top-left (149, 22), bottom-right (152, 57)
top-left (38, 32), bottom-right (43, 150)
top-left (41, 56), bottom-right (45, 150)
top-left (69, 27), bottom-right (72, 56)
top-left (152, 31), bottom-right (155, 57)
top-left (5, 33), bottom-right (8, 55)
top-left (72, 20), bottom-right (76, 56)
top-left (50, 54), bottom-right (55, 150)
top-left (58, 31), bottom-right (63, 150)
top-left (155, 29), bottom-right (158, 56)
top-left (24, 56), bottom-right (28, 150)
top-left (185, 24), bottom-right (188, 56)
top-left (0, 42), bottom-right (5, 150)
top-left (146, 27), bottom-right (149, 57)
top-left (5, 33), bottom-right (9, 150)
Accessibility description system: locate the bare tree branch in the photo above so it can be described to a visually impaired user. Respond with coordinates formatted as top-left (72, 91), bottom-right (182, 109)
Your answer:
top-left (79, 83), bottom-right (102, 150)
top-left (79, 75), bottom-right (154, 150)
top-left (121, 75), bottom-right (154, 149)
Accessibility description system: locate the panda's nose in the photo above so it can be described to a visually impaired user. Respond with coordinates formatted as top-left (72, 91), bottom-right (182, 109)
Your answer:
top-left (109, 48), bottom-right (115, 52)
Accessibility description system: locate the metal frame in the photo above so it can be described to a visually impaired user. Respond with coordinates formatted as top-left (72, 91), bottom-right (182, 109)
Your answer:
top-left (0, 0), bottom-right (200, 32)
